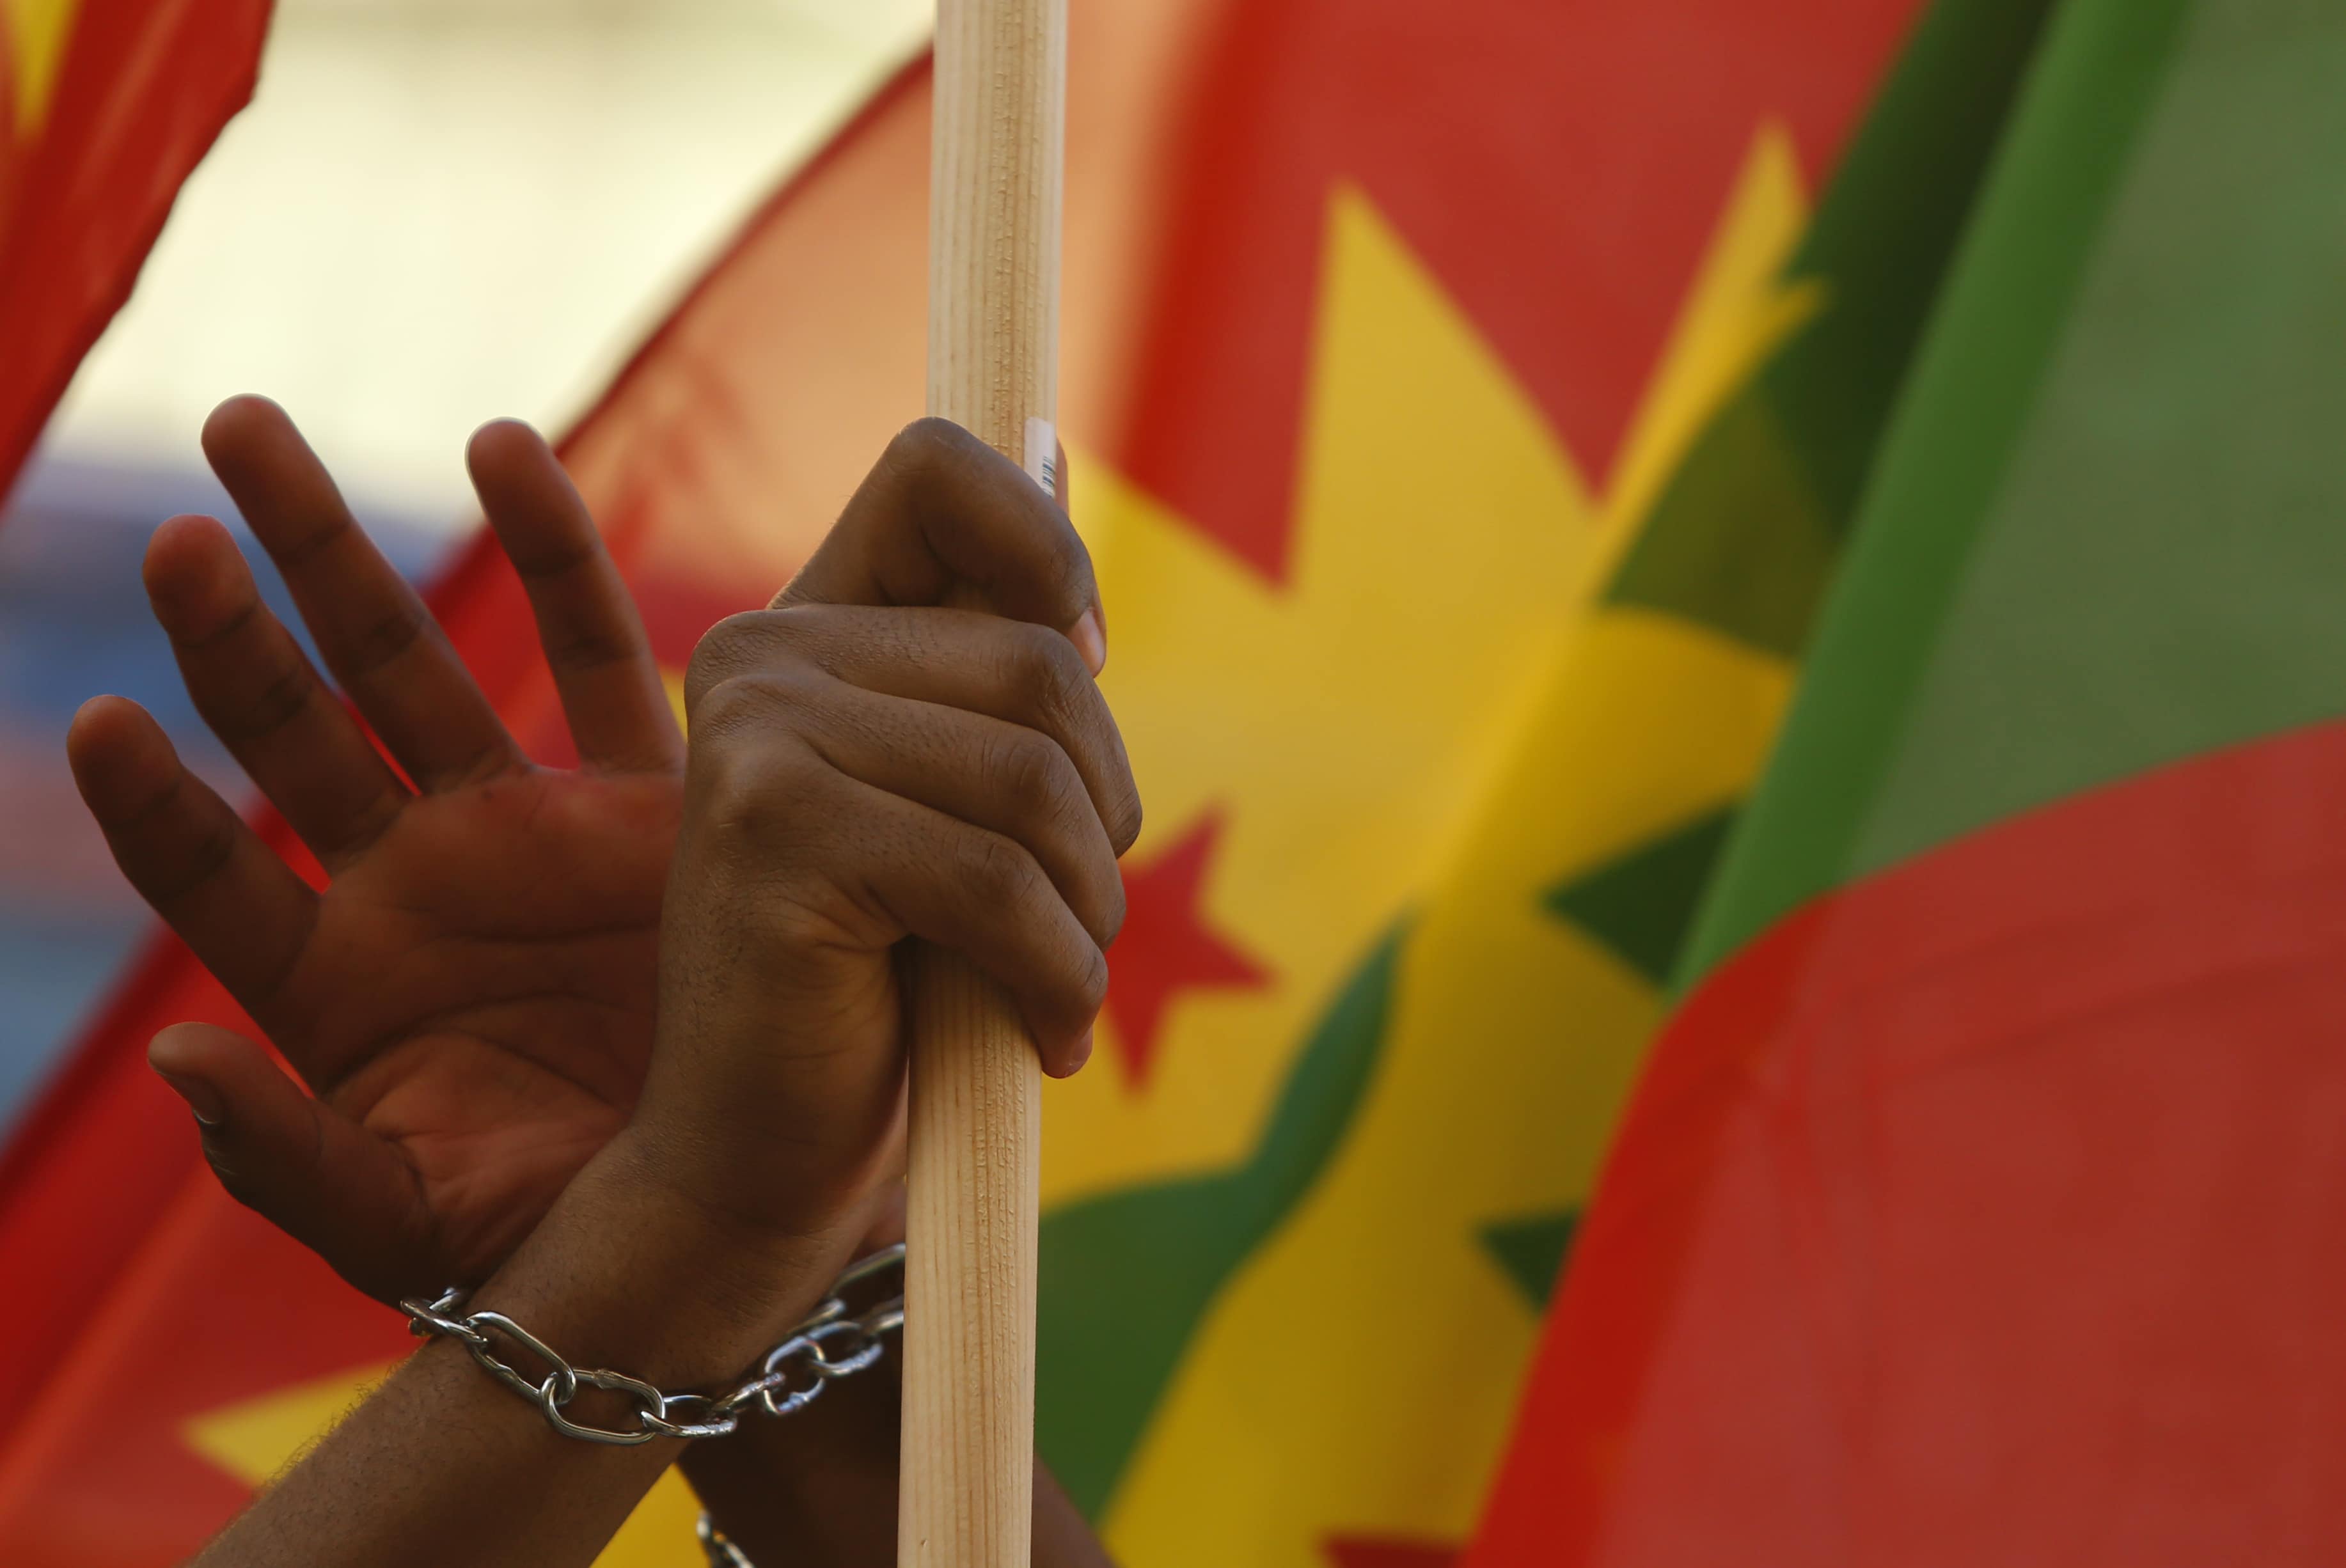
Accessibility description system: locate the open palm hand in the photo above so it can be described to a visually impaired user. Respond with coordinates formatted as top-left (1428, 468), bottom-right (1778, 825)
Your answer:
top-left (67, 398), bottom-right (684, 1301)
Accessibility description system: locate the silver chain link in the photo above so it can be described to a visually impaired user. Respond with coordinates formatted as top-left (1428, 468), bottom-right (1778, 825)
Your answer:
top-left (697, 1512), bottom-right (755, 1568)
top-left (400, 1243), bottom-right (904, 1446)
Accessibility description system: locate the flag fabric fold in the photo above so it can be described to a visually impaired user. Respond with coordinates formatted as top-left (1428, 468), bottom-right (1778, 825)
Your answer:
top-left (1468, 1), bottom-right (2346, 1561)
top-left (0, 0), bottom-right (1938, 1560)
top-left (1, 0), bottom-right (1918, 1550)
top-left (31, 0), bottom-right (2332, 1563)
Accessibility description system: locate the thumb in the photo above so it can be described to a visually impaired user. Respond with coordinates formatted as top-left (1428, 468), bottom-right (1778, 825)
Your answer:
top-left (778, 419), bottom-right (1105, 670)
top-left (149, 1023), bottom-right (437, 1305)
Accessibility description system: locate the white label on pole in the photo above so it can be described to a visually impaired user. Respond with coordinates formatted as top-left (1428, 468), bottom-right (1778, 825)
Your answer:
top-left (1025, 416), bottom-right (1058, 500)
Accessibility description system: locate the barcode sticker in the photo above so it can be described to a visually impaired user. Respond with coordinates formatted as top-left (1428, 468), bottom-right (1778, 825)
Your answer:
top-left (1025, 416), bottom-right (1058, 500)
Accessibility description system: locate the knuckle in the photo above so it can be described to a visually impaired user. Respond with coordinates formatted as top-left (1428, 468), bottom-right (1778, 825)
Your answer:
top-left (902, 414), bottom-right (972, 456)
top-left (1039, 526), bottom-right (1093, 600)
top-left (959, 830), bottom-right (1039, 905)
top-left (989, 725), bottom-right (1072, 807)
top-left (685, 613), bottom-right (815, 712)
top-left (683, 613), bottom-right (759, 706)
top-left (683, 670), bottom-right (762, 740)
top-left (998, 625), bottom-right (1141, 852)
top-left (151, 812), bottom-right (240, 907)
top-left (271, 515), bottom-right (348, 573)
top-left (336, 602), bottom-right (429, 679)
top-left (1011, 496), bottom-right (1096, 606)
top-left (759, 604), bottom-right (841, 674)
top-left (1014, 617), bottom-right (1082, 694)
top-left (1005, 622), bottom-right (1090, 733)
top-left (542, 622), bottom-right (638, 676)
top-left (507, 533), bottom-right (599, 584)
top-left (886, 416), bottom-right (971, 487)
top-left (687, 691), bottom-right (818, 823)
top-left (172, 588), bottom-right (260, 654)
top-left (684, 611), bottom-right (768, 700)
top-left (219, 656), bottom-right (314, 742)
top-left (1009, 534), bottom-right (1094, 629)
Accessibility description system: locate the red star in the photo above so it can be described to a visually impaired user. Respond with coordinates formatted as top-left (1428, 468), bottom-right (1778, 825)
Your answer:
top-left (1323, 1538), bottom-right (1460, 1568)
top-left (1103, 811), bottom-right (1270, 1088)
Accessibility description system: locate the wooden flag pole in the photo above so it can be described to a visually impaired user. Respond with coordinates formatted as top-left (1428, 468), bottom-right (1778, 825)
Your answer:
top-left (902, 0), bottom-right (1064, 1564)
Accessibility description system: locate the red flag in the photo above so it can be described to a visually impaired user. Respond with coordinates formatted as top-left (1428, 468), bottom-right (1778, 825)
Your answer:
top-left (0, 0), bottom-right (274, 505)
top-left (0, 0), bottom-right (1948, 1560)
top-left (0, 1), bottom-right (1228, 1555)
top-left (1465, 1), bottom-right (2346, 1563)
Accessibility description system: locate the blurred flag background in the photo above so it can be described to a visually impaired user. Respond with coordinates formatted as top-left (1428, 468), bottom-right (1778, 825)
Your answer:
top-left (5, 1), bottom-right (2346, 1565)
top-left (2, 0), bottom-right (928, 1124)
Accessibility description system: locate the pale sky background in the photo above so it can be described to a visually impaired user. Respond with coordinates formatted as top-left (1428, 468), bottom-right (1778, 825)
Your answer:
top-left (44, 0), bottom-right (931, 528)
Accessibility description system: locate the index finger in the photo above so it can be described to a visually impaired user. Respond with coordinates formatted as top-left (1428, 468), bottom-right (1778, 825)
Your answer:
top-left (776, 418), bottom-right (1106, 673)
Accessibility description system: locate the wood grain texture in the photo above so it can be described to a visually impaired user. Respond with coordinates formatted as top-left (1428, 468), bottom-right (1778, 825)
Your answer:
top-left (902, 0), bottom-right (1064, 1563)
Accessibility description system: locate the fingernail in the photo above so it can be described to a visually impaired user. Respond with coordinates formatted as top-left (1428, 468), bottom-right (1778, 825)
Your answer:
top-left (1069, 608), bottom-right (1106, 677)
top-left (155, 1069), bottom-right (225, 1127)
top-left (1067, 1025), bottom-right (1096, 1076)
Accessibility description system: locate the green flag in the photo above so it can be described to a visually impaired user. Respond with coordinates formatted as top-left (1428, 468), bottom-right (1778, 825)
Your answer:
top-left (1471, 0), bottom-right (2346, 1560)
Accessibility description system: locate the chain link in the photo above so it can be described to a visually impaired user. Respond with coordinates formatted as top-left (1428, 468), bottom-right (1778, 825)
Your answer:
top-left (697, 1511), bottom-right (755, 1568)
top-left (400, 1243), bottom-right (904, 1446)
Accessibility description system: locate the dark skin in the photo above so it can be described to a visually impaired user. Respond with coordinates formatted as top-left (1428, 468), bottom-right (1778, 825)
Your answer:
top-left (67, 398), bottom-right (1126, 1566)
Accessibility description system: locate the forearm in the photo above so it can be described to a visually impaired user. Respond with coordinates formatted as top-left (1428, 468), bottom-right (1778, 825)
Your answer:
top-left (193, 1136), bottom-right (853, 1568)
top-left (684, 1370), bottom-right (1116, 1568)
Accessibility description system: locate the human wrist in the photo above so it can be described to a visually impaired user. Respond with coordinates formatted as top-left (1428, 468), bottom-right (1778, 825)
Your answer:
top-left (675, 1188), bottom-right (908, 1563)
top-left (616, 1072), bottom-right (901, 1252)
top-left (679, 1361), bottom-right (901, 1565)
top-left (461, 1130), bottom-right (852, 1393)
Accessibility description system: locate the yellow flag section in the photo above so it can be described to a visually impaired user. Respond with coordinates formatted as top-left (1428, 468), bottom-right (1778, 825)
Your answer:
top-left (182, 1363), bottom-right (395, 1485)
top-left (1051, 185), bottom-right (1593, 1194)
top-left (1069, 132), bottom-right (1813, 1566)
top-left (2, 0), bottom-right (73, 132)
top-left (165, 129), bottom-right (1813, 1568)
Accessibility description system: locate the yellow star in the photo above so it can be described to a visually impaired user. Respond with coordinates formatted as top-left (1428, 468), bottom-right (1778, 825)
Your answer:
top-left (1051, 182), bottom-right (1600, 1203)
top-left (1092, 125), bottom-right (1818, 1566)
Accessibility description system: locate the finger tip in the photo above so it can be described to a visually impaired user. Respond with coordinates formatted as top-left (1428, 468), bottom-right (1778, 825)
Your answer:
top-left (66, 699), bottom-right (185, 827)
top-left (466, 413), bottom-right (535, 443)
top-left (148, 1023), bottom-right (224, 1080)
top-left (1044, 1024), bottom-right (1096, 1079)
top-left (147, 1035), bottom-right (230, 1125)
top-left (148, 1021), bottom-right (258, 1078)
top-left (466, 421), bottom-right (581, 531)
top-left (200, 393), bottom-right (288, 460)
top-left (64, 694), bottom-right (161, 783)
top-left (145, 1023), bottom-right (196, 1073)
top-left (464, 417), bottom-right (547, 477)
top-left (141, 515), bottom-right (246, 629)
top-left (67, 691), bottom-right (134, 739)
top-left (143, 510), bottom-right (230, 567)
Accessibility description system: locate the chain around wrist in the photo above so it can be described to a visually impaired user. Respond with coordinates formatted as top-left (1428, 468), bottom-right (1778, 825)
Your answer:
top-left (697, 1512), bottom-right (755, 1568)
top-left (400, 1243), bottom-right (904, 1446)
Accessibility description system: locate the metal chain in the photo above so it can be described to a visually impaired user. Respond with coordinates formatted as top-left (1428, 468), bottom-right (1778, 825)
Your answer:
top-left (400, 1243), bottom-right (904, 1447)
top-left (697, 1512), bottom-right (755, 1568)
